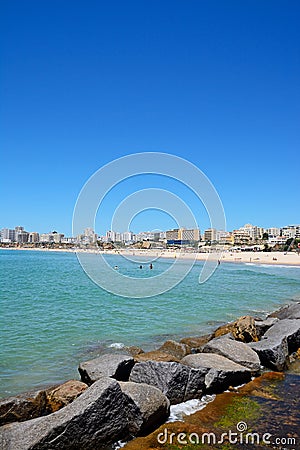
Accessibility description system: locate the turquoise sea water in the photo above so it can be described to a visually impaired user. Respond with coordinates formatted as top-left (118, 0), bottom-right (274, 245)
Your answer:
top-left (1, 249), bottom-right (300, 398)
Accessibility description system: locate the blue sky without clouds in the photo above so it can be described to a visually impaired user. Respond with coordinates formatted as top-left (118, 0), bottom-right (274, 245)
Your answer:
top-left (1, 1), bottom-right (299, 236)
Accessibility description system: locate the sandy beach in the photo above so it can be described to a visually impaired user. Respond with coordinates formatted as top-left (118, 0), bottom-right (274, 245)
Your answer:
top-left (3, 246), bottom-right (300, 267)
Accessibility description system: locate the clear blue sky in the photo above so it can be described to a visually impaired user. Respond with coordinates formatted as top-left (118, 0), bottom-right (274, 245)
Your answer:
top-left (1, 1), bottom-right (299, 236)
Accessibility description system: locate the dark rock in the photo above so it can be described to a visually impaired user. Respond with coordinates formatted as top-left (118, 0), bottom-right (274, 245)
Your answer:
top-left (268, 302), bottom-right (300, 320)
top-left (179, 334), bottom-right (213, 351)
top-left (248, 338), bottom-right (288, 371)
top-left (118, 381), bottom-right (170, 435)
top-left (202, 337), bottom-right (261, 373)
top-left (255, 317), bottom-right (279, 338)
top-left (0, 390), bottom-right (47, 426)
top-left (0, 378), bottom-right (142, 450)
top-left (134, 351), bottom-right (180, 363)
top-left (129, 361), bottom-right (207, 404)
top-left (249, 319), bottom-right (300, 370)
top-left (78, 354), bottom-right (135, 385)
top-left (213, 316), bottom-right (258, 343)
top-left (181, 353), bottom-right (251, 393)
top-left (45, 380), bottom-right (88, 413)
top-left (265, 319), bottom-right (300, 353)
top-left (158, 340), bottom-right (191, 359)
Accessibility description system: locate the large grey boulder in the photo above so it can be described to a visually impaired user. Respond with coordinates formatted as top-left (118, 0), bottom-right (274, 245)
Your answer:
top-left (264, 319), bottom-right (300, 353)
top-left (202, 337), bottom-right (261, 373)
top-left (181, 353), bottom-right (251, 393)
top-left (129, 361), bottom-right (207, 404)
top-left (268, 302), bottom-right (300, 320)
top-left (254, 317), bottom-right (279, 338)
top-left (119, 381), bottom-right (170, 435)
top-left (78, 354), bottom-right (135, 385)
top-left (0, 378), bottom-right (141, 450)
top-left (249, 319), bottom-right (300, 370)
top-left (248, 338), bottom-right (288, 371)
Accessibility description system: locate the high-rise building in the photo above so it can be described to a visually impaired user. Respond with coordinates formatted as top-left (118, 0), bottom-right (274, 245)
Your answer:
top-left (204, 228), bottom-right (217, 242)
top-left (0, 228), bottom-right (16, 242)
top-left (16, 231), bottom-right (29, 243)
top-left (28, 232), bottom-right (40, 243)
top-left (179, 228), bottom-right (200, 242)
top-left (121, 231), bottom-right (134, 243)
top-left (166, 229), bottom-right (180, 240)
top-left (106, 230), bottom-right (116, 242)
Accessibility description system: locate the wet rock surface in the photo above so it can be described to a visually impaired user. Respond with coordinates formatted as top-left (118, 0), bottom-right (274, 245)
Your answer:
top-left (124, 371), bottom-right (300, 450)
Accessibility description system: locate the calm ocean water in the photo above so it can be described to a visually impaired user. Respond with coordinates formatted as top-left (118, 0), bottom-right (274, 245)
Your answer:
top-left (1, 249), bottom-right (300, 398)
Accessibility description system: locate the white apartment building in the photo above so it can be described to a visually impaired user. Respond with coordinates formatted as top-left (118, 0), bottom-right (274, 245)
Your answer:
top-left (40, 232), bottom-right (64, 243)
top-left (16, 231), bottom-right (29, 243)
top-left (281, 225), bottom-right (300, 239)
top-left (28, 232), bottom-right (40, 243)
top-left (239, 224), bottom-right (264, 240)
top-left (1, 228), bottom-right (16, 242)
top-left (121, 231), bottom-right (134, 243)
top-left (105, 230), bottom-right (116, 242)
top-left (266, 227), bottom-right (281, 237)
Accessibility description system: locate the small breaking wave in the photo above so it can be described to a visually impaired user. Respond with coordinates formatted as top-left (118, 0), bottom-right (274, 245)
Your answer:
top-left (108, 342), bottom-right (125, 349)
top-left (167, 395), bottom-right (216, 422)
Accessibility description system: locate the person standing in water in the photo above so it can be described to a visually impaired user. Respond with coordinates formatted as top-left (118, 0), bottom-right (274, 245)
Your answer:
top-left (149, 263), bottom-right (153, 269)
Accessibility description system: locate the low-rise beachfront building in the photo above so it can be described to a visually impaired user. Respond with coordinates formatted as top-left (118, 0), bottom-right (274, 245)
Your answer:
top-left (268, 235), bottom-right (288, 246)
top-left (217, 231), bottom-right (234, 246)
top-left (232, 229), bottom-right (251, 245)
top-left (267, 227), bottom-right (281, 237)
top-left (281, 225), bottom-right (300, 239)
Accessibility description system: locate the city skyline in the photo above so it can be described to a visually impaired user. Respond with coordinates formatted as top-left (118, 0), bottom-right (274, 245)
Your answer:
top-left (1, 222), bottom-right (299, 243)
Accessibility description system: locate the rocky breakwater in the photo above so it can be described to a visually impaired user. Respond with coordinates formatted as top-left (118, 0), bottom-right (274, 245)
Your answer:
top-left (0, 302), bottom-right (300, 449)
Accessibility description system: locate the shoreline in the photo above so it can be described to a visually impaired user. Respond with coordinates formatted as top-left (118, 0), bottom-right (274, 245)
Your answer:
top-left (1, 246), bottom-right (300, 267)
